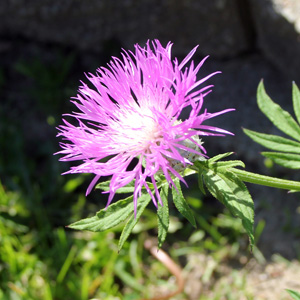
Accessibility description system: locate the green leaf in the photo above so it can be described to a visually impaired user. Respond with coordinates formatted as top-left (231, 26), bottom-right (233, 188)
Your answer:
top-left (292, 82), bottom-right (300, 125)
top-left (172, 178), bottom-right (196, 228)
top-left (157, 183), bottom-right (169, 249)
top-left (96, 180), bottom-right (153, 194)
top-left (196, 154), bottom-right (243, 195)
top-left (262, 152), bottom-right (300, 169)
top-left (220, 171), bottom-right (254, 247)
top-left (208, 152), bottom-right (234, 162)
top-left (96, 180), bottom-right (133, 193)
top-left (198, 171), bottom-right (206, 195)
top-left (257, 81), bottom-right (300, 141)
top-left (118, 193), bottom-right (152, 251)
top-left (68, 194), bottom-right (137, 231)
top-left (243, 128), bottom-right (300, 153)
top-left (199, 155), bottom-right (245, 174)
top-left (208, 160), bottom-right (245, 171)
top-left (286, 289), bottom-right (300, 300)
top-left (183, 167), bottom-right (197, 177)
top-left (196, 161), bottom-right (254, 247)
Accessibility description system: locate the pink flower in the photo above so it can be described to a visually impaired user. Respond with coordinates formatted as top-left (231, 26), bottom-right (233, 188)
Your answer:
top-left (57, 40), bottom-right (234, 212)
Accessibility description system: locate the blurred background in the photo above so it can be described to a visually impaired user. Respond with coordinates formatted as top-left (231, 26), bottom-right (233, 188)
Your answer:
top-left (1, 0), bottom-right (300, 299)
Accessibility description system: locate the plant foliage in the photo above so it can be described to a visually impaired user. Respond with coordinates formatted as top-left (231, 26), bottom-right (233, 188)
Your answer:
top-left (244, 81), bottom-right (300, 169)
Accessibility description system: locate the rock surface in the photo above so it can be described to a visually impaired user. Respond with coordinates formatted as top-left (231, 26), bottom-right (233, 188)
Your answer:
top-left (250, 0), bottom-right (300, 80)
top-left (1, 1), bottom-right (300, 77)
top-left (0, 0), bottom-right (250, 57)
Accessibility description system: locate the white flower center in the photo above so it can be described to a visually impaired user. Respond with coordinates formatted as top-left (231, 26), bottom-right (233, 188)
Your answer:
top-left (112, 106), bottom-right (161, 152)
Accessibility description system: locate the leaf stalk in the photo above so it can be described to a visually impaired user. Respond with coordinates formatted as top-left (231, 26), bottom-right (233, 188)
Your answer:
top-left (231, 168), bottom-right (300, 192)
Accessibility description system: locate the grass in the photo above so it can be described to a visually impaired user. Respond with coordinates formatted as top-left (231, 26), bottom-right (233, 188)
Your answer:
top-left (0, 173), bottom-right (259, 299)
top-left (0, 48), bottom-right (299, 300)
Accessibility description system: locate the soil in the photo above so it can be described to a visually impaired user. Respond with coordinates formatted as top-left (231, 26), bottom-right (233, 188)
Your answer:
top-left (146, 252), bottom-right (300, 300)
top-left (184, 253), bottom-right (300, 300)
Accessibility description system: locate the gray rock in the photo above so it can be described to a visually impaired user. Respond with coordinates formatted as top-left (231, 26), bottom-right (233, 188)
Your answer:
top-left (250, 0), bottom-right (300, 81)
top-left (1, 0), bottom-right (300, 79)
top-left (0, 0), bottom-right (249, 57)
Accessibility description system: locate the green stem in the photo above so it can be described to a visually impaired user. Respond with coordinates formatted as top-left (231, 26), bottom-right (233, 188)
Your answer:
top-left (231, 168), bottom-right (300, 191)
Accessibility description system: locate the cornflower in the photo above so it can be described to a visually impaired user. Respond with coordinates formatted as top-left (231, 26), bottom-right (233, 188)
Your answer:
top-left (57, 40), bottom-right (234, 212)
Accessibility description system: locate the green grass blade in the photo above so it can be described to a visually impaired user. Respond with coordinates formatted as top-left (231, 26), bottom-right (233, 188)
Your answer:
top-left (157, 183), bottom-right (169, 249)
top-left (195, 215), bottom-right (223, 243)
top-left (286, 289), bottom-right (300, 300)
top-left (262, 152), bottom-right (300, 169)
top-left (57, 245), bottom-right (77, 283)
top-left (243, 128), bottom-right (300, 153)
top-left (257, 81), bottom-right (300, 141)
top-left (292, 82), bottom-right (300, 125)
top-left (44, 282), bottom-right (53, 300)
top-left (129, 240), bottom-right (143, 279)
top-left (114, 260), bottom-right (144, 292)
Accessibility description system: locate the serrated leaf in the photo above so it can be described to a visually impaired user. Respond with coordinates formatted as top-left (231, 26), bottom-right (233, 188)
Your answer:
top-left (68, 194), bottom-right (136, 231)
top-left (220, 171), bottom-right (254, 247)
top-left (208, 152), bottom-right (234, 162)
top-left (243, 128), bottom-right (300, 153)
top-left (198, 172), bottom-right (206, 195)
top-left (172, 178), bottom-right (196, 228)
top-left (196, 156), bottom-right (245, 174)
top-left (197, 162), bottom-right (254, 247)
top-left (257, 81), bottom-right (300, 141)
top-left (286, 289), bottom-right (300, 300)
top-left (96, 180), bottom-right (134, 193)
top-left (157, 183), bottom-right (169, 249)
top-left (292, 82), bottom-right (300, 125)
top-left (262, 152), bottom-right (300, 169)
top-left (118, 193), bottom-right (152, 251)
top-left (208, 160), bottom-right (246, 171)
top-left (196, 154), bottom-right (245, 187)
top-left (183, 167), bottom-right (197, 177)
top-left (96, 180), bottom-right (153, 194)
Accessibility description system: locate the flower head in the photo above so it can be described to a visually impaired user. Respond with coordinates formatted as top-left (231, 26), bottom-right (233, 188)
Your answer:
top-left (57, 40), bottom-right (234, 212)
